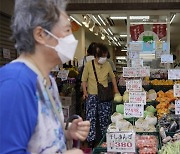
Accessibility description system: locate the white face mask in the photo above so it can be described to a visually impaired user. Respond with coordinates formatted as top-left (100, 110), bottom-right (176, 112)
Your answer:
top-left (98, 57), bottom-right (107, 64)
top-left (44, 29), bottom-right (78, 64)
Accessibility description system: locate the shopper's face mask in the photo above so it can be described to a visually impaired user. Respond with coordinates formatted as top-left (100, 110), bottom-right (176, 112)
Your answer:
top-left (44, 29), bottom-right (78, 64)
top-left (98, 57), bottom-right (107, 64)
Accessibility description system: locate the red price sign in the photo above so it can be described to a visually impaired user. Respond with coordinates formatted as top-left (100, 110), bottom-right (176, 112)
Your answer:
top-left (124, 103), bottom-right (144, 118)
top-left (126, 80), bottom-right (142, 92)
top-left (174, 84), bottom-right (180, 97)
top-left (123, 67), bottom-right (150, 77)
top-left (107, 131), bottom-right (135, 153)
top-left (129, 92), bottom-right (146, 104)
top-left (175, 99), bottom-right (180, 115)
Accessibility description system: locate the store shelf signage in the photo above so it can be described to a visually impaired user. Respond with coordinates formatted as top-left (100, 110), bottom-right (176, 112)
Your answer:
top-left (175, 99), bottom-right (180, 115)
top-left (168, 69), bottom-right (180, 80)
top-left (126, 80), bottom-right (142, 92)
top-left (123, 67), bottom-right (150, 77)
top-left (174, 84), bottom-right (180, 97)
top-left (124, 103), bottom-right (144, 117)
top-left (57, 70), bottom-right (69, 81)
top-left (131, 59), bottom-right (143, 67)
top-left (129, 92), bottom-right (146, 104)
top-left (129, 51), bottom-right (139, 59)
top-left (106, 131), bottom-right (135, 153)
top-left (161, 54), bottom-right (173, 63)
top-left (129, 42), bottom-right (143, 51)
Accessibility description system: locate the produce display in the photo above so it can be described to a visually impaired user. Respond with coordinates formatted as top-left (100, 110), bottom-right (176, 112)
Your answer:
top-left (151, 79), bottom-right (174, 85)
top-left (159, 140), bottom-right (180, 154)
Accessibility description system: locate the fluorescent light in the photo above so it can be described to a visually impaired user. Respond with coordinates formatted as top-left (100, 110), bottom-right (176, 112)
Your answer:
top-left (103, 29), bottom-right (109, 35)
top-left (92, 15), bottom-right (101, 26)
top-left (170, 14), bottom-right (176, 24)
top-left (108, 28), bottom-right (113, 35)
top-left (118, 42), bottom-right (121, 46)
top-left (120, 34), bottom-right (127, 37)
top-left (98, 15), bottom-right (106, 26)
top-left (121, 49), bottom-right (127, 52)
top-left (110, 16), bottom-right (127, 20)
top-left (116, 56), bottom-right (126, 60)
top-left (130, 16), bottom-right (150, 20)
top-left (114, 42), bottom-right (118, 46)
top-left (114, 37), bottom-right (118, 41)
top-left (70, 16), bottom-right (82, 26)
top-left (131, 22), bottom-right (167, 25)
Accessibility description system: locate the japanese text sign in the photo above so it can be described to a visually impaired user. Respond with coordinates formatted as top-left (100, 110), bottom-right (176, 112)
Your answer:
top-left (106, 131), bottom-right (136, 153)
top-left (168, 69), bottom-right (180, 80)
top-left (161, 54), bottom-right (173, 63)
top-left (129, 92), bottom-right (146, 104)
top-left (123, 67), bottom-right (150, 77)
top-left (174, 84), bottom-right (180, 97)
top-left (175, 99), bottom-right (180, 115)
top-left (126, 80), bottom-right (142, 92)
top-left (131, 59), bottom-right (143, 67)
top-left (124, 103), bottom-right (144, 118)
top-left (57, 70), bottom-right (69, 81)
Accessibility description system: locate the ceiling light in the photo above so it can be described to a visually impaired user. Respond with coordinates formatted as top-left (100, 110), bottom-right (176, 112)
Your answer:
top-left (103, 29), bottom-right (109, 35)
top-left (101, 33), bottom-right (105, 40)
top-left (70, 16), bottom-right (82, 26)
top-left (121, 49), bottom-right (127, 52)
top-left (92, 15), bottom-right (101, 26)
top-left (110, 16), bottom-right (127, 20)
top-left (120, 34), bottom-right (127, 37)
top-left (114, 37), bottom-right (118, 42)
top-left (118, 42), bottom-right (121, 46)
top-left (131, 22), bottom-right (167, 25)
top-left (98, 15), bottom-right (106, 26)
top-left (82, 15), bottom-right (88, 25)
top-left (130, 16), bottom-right (150, 20)
top-left (85, 19), bottom-right (91, 28)
top-left (108, 28), bottom-right (113, 35)
top-left (89, 22), bottom-right (95, 32)
top-left (116, 56), bottom-right (126, 60)
top-left (170, 14), bottom-right (176, 24)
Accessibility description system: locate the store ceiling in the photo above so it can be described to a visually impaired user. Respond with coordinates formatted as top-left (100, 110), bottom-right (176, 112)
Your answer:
top-left (69, 13), bottom-right (180, 51)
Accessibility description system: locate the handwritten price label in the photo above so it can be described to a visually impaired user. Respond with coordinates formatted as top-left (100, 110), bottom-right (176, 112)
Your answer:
top-left (124, 103), bottom-right (144, 117)
top-left (129, 92), bottom-right (146, 104)
top-left (126, 80), bottom-right (142, 92)
top-left (174, 84), bottom-right (180, 97)
top-left (129, 52), bottom-right (140, 59)
top-left (168, 69), bottom-right (180, 80)
top-left (131, 59), bottom-right (143, 67)
top-left (161, 54), bottom-right (173, 63)
top-left (123, 67), bottom-right (150, 77)
top-left (175, 99), bottom-right (180, 115)
top-left (106, 131), bottom-right (135, 153)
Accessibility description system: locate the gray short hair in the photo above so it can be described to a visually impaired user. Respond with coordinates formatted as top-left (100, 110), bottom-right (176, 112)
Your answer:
top-left (11, 0), bottom-right (67, 54)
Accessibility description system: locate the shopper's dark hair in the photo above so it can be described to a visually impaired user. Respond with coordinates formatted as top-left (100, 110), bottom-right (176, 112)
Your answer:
top-left (87, 42), bottom-right (97, 56)
top-left (94, 43), bottom-right (108, 58)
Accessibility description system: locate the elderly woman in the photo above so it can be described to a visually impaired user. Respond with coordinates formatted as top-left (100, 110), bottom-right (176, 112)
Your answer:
top-left (0, 0), bottom-right (90, 154)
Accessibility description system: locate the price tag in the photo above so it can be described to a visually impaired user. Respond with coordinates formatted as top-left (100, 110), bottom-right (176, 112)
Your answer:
top-left (123, 67), bottom-right (150, 77)
top-left (155, 49), bottom-right (163, 58)
top-left (168, 69), bottom-right (180, 80)
top-left (140, 66), bottom-right (150, 77)
top-left (57, 70), bottom-right (69, 81)
top-left (130, 42), bottom-right (143, 51)
top-left (106, 131), bottom-right (135, 153)
top-left (175, 99), bottom-right (180, 115)
top-left (161, 54), bottom-right (173, 63)
top-left (124, 103), bottom-right (144, 117)
top-left (126, 80), bottom-right (142, 92)
top-left (129, 51), bottom-right (140, 59)
top-left (129, 92), bottom-right (146, 104)
top-left (174, 84), bottom-right (180, 97)
top-left (131, 59), bottom-right (143, 67)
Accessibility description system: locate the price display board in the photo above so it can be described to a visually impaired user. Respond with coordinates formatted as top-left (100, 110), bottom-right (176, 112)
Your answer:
top-left (129, 92), bottom-right (146, 104)
top-left (161, 54), bottom-right (173, 63)
top-left (168, 69), bottom-right (180, 80)
top-left (131, 59), bottom-right (143, 67)
top-left (57, 70), bottom-right (69, 81)
top-left (124, 103), bottom-right (144, 117)
top-left (106, 131), bottom-right (136, 153)
top-left (175, 99), bottom-right (180, 115)
top-left (174, 84), bottom-right (180, 97)
top-left (123, 67), bottom-right (150, 77)
top-left (126, 79), bottom-right (142, 92)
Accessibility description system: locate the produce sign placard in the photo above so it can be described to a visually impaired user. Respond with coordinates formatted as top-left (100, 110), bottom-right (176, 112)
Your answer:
top-left (131, 59), bottom-right (143, 67)
top-left (168, 69), bottom-right (180, 80)
top-left (129, 51), bottom-right (139, 59)
top-left (126, 79), bottom-right (142, 92)
top-left (57, 70), bottom-right (69, 81)
top-left (129, 92), bottom-right (146, 104)
top-left (123, 67), bottom-right (150, 77)
top-left (161, 54), bottom-right (173, 63)
top-left (124, 103), bottom-right (144, 117)
top-left (174, 84), bottom-right (180, 97)
top-left (175, 99), bottom-right (180, 115)
top-left (106, 131), bottom-right (135, 153)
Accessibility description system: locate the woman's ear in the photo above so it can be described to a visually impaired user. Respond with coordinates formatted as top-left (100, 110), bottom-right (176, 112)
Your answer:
top-left (33, 26), bottom-right (47, 45)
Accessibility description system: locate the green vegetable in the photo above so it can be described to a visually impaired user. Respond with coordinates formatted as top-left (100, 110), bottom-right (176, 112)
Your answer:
top-left (116, 104), bottom-right (124, 114)
top-left (159, 141), bottom-right (180, 154)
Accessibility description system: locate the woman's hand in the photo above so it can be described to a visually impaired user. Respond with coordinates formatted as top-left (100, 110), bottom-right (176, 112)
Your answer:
top-left (67, 117), bottom-right (90, 141)
top-left (83, 92), bottom-right (88, 100)
top-left (64, 148), bottom-right (84, 154)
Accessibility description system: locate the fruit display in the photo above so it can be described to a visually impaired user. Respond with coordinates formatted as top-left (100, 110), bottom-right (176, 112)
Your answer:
top-left (159, 140), bottom-right (180, 154)
top-left (113, 93), bottom-right (122, 102)
top-left (136, 135), bottom-right (158, 154)
top-left (156, 90), bottom-right (176, 118)
top-left (151, 79), bottom-right (174, 85)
